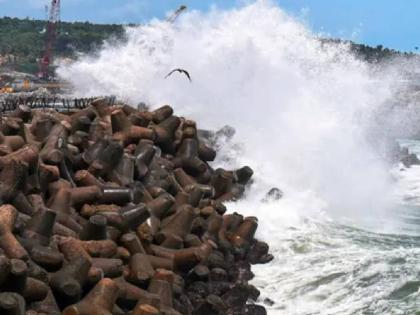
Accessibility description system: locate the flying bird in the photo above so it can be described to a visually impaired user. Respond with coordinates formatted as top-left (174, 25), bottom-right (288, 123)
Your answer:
top-left (167, 5), bottom-right (187, 23)
top-left (165, 68), bottom-right (192, 82)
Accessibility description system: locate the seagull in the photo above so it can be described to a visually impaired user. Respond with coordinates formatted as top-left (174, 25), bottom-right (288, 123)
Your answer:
top-left (165, 68), bottom-right (192, 82)
top-left (167, 5), bottom-right (187, 23)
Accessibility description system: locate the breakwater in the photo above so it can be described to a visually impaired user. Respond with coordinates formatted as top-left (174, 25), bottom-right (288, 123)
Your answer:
top-left (0, 98), bottom-right (271, 315)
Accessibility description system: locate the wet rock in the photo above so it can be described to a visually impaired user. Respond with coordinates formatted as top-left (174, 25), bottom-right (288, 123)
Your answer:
top-left (188, 265), bottom-right (210, 282)
top-left (193, 294), bottom-right (226, 315)
top-left (208, 281), bottom-right (230, 296)
top-left (262, 187), bottom-right (283, 202)
top-left (401, 153), bottom-right (420, 168)
top-left (215, 125), bottom-right (236, 141)
top-left (0, 101), bottom-right (270, 314)
top-left (258, 253), bottom-right (274, 264)
top-left (243, 304), bottom-right (268, 315)
top-left (222, 284), bottom-right (250, 308)
top-left (263, 298), bottom-right (275, 306)
top-left (210, 268), bottom-right (228, 282)
top-left (187, 281), bottom-right (209, 298)
top-left (247, 241), bottom-right (270, 264)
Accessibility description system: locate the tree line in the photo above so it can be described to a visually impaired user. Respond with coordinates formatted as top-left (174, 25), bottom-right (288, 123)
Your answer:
top-left (0, 16), bottom-right (416, 75)
top-left (0, 17), bottom-right (126, 74)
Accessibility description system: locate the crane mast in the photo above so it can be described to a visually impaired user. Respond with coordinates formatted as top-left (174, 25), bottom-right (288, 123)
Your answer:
top-left (39, 0), bottom-right (60, 80)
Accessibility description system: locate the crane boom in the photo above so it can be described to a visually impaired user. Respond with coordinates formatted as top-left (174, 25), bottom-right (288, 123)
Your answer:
top-left (39, 0), bottom-right (60, 80)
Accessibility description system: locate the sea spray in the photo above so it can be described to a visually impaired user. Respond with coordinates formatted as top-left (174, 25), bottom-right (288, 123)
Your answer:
top-left (58, 0), bottom-right (398, 225)
top-left (57, 1), bottom-right (420, 313)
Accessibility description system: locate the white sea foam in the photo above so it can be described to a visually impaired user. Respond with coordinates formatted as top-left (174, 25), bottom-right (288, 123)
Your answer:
top-left (58, 1), bottom-right (420, 313)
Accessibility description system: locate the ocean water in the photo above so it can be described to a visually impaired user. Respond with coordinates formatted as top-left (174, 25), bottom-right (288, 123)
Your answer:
top-left (58, 1), bottom-right (420, 314)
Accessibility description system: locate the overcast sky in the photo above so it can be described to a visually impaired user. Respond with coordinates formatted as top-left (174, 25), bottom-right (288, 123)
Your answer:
top-left (1, 0), bottom-right (419, 52)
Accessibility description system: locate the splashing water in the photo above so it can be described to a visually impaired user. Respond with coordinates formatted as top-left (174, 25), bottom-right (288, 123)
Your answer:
top-left (58, 1), bottom-right (420, 314)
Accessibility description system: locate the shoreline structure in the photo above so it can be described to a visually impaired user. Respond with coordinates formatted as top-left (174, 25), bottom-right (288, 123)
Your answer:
top-left (0, 98), bottom-right (272, 315)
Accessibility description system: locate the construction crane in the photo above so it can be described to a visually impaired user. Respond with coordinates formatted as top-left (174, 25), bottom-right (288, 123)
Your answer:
top-left (38, 0), bottom-right (60, 80)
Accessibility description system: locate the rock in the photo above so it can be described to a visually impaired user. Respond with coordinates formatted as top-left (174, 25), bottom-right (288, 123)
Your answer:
top-left (0, 102), bottom-right (270, 315)
top-left (222, 284), bottom-right (250, 308)
top-left (188, 265), bottom-right (210, 282)
top-left (401, 153), bottom-right (420, 168)
top-left (258, 254), bottom-right (274, 264)
top-left (247, 241), bottom-right (270, 264)
top-left (210, 268), bottom-right (228, 282)
top-left (244, 304), bottom-right (268, 315)
top-left (262, 187), bottom-right (283, 202)
top-left (263, 298), bottom-right (275, 306)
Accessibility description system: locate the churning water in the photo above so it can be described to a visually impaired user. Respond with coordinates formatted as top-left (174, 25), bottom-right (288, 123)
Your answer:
top-left (58, 1), bottom-right (420, 313)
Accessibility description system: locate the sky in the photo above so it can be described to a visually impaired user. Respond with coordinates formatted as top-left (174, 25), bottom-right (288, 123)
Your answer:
top-left (0, 0), bottom-right (418, 52)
